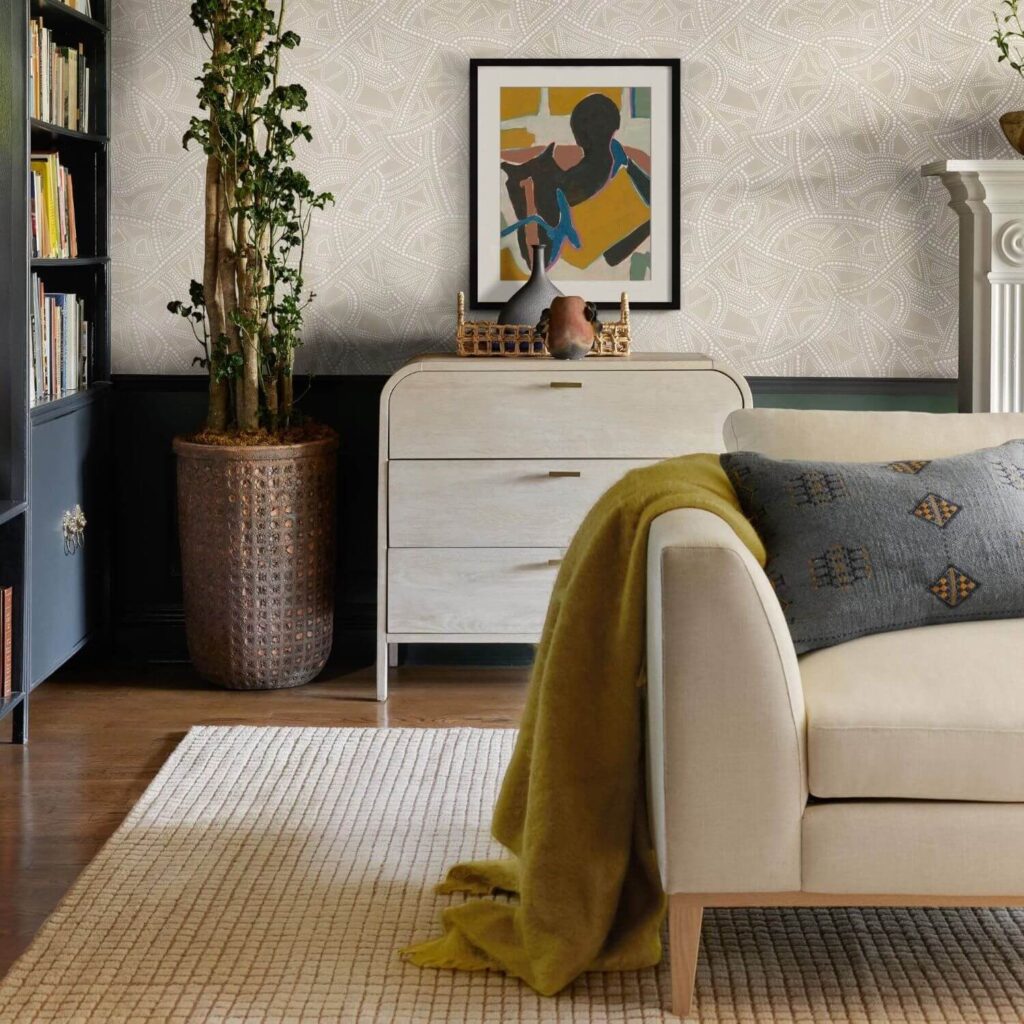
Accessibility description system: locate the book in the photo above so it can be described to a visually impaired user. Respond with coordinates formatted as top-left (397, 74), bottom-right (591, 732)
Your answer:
top-left (30, 152), bottom-right (79, 259)
top-left (29, 171), bottom-right (38, 258)
top-left (1, 587), bottom-right (12, 699)
top-left (79, 305), bottom-right (89, 388)
top-left (69, 46), bottom-right (76, 130)
top-left (29, 22), bottom-right (36, 123)
top-left (29, 275), bottom-right (88, 403)
top-left (55, 42), bottom-right (62, 125)
top-left (29, 20), bottom-right (91, 132)
top-left (67, 171), bottom-right (77, 255)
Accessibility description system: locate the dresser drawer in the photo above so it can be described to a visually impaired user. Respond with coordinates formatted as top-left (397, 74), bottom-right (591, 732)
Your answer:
top-left (388, 458), bottom-right (653, 547)
top-left (388, 548), bottom-right (560, 634)
top-left (387, 369), bottom-right (743, 458)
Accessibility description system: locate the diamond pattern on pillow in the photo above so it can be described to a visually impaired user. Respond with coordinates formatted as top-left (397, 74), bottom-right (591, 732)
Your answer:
top-left (721, 440), bottom-right (1024, 653)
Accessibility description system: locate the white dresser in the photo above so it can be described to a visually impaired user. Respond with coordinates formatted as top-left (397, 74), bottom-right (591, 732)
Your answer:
top-left (376, 353), bottom-right (751, 699)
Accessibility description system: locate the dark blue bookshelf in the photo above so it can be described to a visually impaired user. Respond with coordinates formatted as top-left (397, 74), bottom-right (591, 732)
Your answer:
top-left (1, 0), bottom-right (111, 742)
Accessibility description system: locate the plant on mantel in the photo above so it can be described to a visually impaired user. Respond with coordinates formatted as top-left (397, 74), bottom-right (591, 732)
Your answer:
top-left (169, 0), bottom-right (333, 436)
top-left (991, 0), bottom-right (1024, 154)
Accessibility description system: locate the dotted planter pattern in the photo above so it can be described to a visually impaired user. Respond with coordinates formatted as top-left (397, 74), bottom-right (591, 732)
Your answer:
top-left (173, 438), bottom-right (338, 689)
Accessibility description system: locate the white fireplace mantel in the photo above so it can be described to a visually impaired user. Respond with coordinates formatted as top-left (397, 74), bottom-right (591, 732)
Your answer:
top-left (923, 159), bottom-right (1024, 412)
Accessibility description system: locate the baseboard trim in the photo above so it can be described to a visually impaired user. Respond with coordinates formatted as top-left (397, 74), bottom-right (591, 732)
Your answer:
top-left (114, 605), bottom-right (377, 664)
top-left (747, 376), bottom-right (956, 396)
top-left (113, 372), bottom-right (958, 396)
top-left (109, 370), bottom-right (959, 666)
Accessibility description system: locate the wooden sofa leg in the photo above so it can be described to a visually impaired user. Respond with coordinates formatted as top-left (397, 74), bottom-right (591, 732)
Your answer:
top-left (669, 896), bottom-right (703, 1019)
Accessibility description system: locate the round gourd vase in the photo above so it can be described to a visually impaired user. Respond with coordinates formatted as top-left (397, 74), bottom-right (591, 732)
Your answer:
top-left (1000, 111), bottom-right (1024, 155)
top-left (543, 296), bottom-right (599, 360)
top-left (497, 243), bottom-right (563, 325)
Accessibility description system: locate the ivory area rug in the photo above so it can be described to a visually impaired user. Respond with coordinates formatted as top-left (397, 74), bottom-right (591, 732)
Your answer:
top-left (2, 726), bottom-right (1024, 1022)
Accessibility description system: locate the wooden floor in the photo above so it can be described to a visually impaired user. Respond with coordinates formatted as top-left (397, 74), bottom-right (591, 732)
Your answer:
top-left (0, 661), bottom-right (529, 978)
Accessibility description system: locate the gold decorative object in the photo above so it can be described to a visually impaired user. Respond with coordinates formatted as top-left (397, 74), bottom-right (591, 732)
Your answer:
top-left (456, 291), bottom-right (631, 357)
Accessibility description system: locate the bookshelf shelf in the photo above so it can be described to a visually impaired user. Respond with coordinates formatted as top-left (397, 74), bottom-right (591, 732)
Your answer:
top-left (30, 380), bottom-right (107, 420)
top-left (32, 256), bottom-right (109, 268)
top-left (29, 0), bottom-right (106, 35)
top-left (30, 118), bottom-right (107, 144)
top-left (0, 501), bottom-right (28, 527)
top-left (0, 0), bottom-right (111, 742)
top-left (0, 691), bottom-right (26, 726)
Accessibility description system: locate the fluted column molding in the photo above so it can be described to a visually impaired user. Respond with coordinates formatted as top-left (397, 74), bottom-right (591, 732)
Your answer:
top-left (924, 160), bottom-right (1024, 412)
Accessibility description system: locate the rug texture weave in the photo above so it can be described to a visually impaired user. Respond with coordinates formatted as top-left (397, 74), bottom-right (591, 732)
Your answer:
top-left (1, 726), bottom-right (1023, 1022)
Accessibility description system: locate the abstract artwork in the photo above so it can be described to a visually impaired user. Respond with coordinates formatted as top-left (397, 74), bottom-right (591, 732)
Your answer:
top-left (471, 59), bottom-right (679, 310)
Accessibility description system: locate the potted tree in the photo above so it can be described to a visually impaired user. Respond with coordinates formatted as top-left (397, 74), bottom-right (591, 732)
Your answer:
top-left (169, 0), bottom-right (336, 689)
top-left (993, 0), bottom-right (1024, 152)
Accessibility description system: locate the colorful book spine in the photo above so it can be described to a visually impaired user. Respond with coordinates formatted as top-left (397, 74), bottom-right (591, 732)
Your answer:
top-left (30, 152), bottom-right (79, 259)
top-left (29, 20), bottom-right (91, 132)
top-left (29, 23), bottom-right (35, 124)
top-left (29, 275), bottom-right (88, 404)
top-left (1, 587), bottom-right (13, 699)
top-left (29, 171), bottom-right (38, 259)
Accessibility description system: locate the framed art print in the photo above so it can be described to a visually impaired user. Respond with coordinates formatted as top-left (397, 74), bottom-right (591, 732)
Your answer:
top-left (470, 58), bottom-right (680, 310)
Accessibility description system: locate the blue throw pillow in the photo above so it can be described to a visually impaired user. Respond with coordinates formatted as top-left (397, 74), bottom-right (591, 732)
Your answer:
top-left (720, 440), bottom-right (1024, 654)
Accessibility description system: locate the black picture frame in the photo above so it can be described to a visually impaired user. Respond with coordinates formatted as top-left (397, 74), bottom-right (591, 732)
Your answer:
top-left (469, 57), bottom-right (680, 311)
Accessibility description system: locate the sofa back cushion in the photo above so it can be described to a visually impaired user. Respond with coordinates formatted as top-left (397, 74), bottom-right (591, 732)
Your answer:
top-left (725, 409), bottom-right (1024, 461)
top-left (720, 441), bottom-right (1024, 653)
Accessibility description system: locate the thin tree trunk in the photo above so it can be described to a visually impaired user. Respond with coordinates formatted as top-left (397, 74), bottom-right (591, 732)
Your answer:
top-left (264, 361), bottom-right (278, 430)
top-left (203, 24), bottom-right (230, 432)
top-left (217, 181), bottom-right (241, 428)
top-left (235, 212), bottom-right (260, 431)
top-left (255, 232), bottom-right (274, 428)
top-left (279, 369), bottom-right (292, 427)
top-left (203, 154), bottom-right (228, 432)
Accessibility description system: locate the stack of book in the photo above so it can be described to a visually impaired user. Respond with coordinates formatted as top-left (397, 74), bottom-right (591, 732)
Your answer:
top-left (29, 18), bottom-right (91, 132)
top-left (30, 152), bottom-right (78, 259)
top-left (29, 275), bottom-right (90, 403)
top-left (0, 587), bottom-right (12, 699)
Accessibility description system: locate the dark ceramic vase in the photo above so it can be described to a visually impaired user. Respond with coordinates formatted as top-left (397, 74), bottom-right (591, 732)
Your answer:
top-left (497, 243), bottom-right (563, 325)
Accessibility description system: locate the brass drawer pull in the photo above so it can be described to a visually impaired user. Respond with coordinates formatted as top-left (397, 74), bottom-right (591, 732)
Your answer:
top-left (548, 470), bottom-right (581, 478)
top-left (549, 381), bottom-right (583, 388)
top-left (62, 504), bottom-right (86, 555)
top-left (547, 558), bottom-right (563, 566)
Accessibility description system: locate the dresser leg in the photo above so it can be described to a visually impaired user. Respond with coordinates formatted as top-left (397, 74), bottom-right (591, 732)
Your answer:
top-left (387, 643), bottom-right (399, 668)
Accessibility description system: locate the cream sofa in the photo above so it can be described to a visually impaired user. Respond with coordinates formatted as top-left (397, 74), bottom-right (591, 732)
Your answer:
top-left (646, 409), bottom-right (1024, 1019)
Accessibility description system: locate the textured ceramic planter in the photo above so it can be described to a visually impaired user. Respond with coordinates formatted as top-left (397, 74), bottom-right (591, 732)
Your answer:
top-left (1000, 111), bottom-right (1024, 155)
top-left (173, 436), bottom-right (338, 689)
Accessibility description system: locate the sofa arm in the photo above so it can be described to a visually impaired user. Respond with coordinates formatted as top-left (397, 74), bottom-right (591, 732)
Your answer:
top-left (646, 508), bottom-right (807, 895)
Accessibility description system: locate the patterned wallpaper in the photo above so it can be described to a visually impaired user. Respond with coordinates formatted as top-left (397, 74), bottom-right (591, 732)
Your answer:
top-left (111, 0), bottom-right (1024, 377)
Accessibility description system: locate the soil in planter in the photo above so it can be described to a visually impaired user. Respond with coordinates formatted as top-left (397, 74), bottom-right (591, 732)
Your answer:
top-left (186, 422), bottom-right (338, 447)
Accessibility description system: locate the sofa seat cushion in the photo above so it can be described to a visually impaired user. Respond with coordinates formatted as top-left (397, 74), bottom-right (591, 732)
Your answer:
top-left (801, 619), bottom-right (1024, 801)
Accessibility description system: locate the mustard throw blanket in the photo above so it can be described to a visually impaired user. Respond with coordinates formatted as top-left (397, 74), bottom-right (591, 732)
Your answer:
top-left (403, 454), bottom-right (766, 994)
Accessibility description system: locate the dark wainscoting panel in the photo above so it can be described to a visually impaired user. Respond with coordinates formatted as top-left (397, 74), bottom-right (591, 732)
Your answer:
top-left (111, 373), bottom-right (956, 665)
top-left (112, 375), bottom-right (384, 664)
